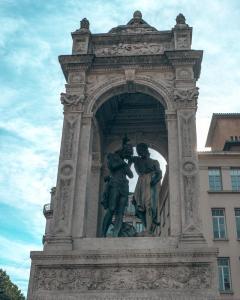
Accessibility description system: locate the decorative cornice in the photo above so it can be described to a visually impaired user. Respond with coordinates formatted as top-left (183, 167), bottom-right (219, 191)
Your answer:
top-left (30, 247), bottom-right (219, 261)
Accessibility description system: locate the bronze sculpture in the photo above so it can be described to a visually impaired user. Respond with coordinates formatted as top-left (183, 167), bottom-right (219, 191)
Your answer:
top-left (131, 143), bottom-right (162, 235)
top-left (101, 140), bottom-right (133, 237)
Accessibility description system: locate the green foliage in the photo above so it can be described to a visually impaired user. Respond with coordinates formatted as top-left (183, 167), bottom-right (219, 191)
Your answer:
top-left (0, 269), bottom-right (25, 300)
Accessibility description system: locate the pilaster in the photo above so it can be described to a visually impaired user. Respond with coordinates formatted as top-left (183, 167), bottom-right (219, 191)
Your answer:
top-left (165, 110), bottom-right (181, 238)
top-left (174, 89), bottom-right (206, 245)
top-left (44, 92), bottom-right (85, 250)
top-left (72, 113), bottom-right (93, 242)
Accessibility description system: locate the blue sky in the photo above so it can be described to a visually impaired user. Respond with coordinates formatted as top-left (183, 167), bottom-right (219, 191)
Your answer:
top-left (0, 0), bottom-right (240, 296)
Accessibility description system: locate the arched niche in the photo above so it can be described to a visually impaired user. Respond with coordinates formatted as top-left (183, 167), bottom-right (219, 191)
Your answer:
top-left (85, 90), bottom-right (169, 237)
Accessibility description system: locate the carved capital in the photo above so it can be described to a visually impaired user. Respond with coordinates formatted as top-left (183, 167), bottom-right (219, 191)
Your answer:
top-left (61, 93), bottom-right (85, 111)
top-left (174, 87), bottom-right (199, 107)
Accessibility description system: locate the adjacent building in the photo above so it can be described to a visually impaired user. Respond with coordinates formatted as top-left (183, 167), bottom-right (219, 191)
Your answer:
top-left (199, 113), bottom-right (240, 298)
top-left (157, 113), bottom-right (240, 298)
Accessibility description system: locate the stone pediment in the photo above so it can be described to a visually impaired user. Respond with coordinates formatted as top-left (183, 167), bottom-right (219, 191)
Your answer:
top-left (109, 11), bottom-right (158, 34)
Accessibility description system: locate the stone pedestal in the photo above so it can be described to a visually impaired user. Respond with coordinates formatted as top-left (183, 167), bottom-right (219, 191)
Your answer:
top-left (28, 238), bottom-right (218, 300)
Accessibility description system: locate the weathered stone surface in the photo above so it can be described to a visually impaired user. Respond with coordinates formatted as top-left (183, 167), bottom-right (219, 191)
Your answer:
top-left (28, 241), bottom-right (218, 300)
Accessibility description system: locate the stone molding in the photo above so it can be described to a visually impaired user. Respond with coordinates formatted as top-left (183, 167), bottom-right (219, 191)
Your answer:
top-left (31, 247), bottom-right (218, 261)
top-left (32, 294), bottom-right (216, 300)
top-left (59, 51), bottom-right (202, 81)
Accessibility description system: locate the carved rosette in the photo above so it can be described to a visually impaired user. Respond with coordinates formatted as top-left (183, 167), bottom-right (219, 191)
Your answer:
top-left (34, 264), bottom-right (212, 292)
top-left (174, 87), bottom-right (199, 108)
top-left (60, 93), bottom-right (85, 112)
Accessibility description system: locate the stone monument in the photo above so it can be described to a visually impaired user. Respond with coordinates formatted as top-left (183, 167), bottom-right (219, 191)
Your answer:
top-left (28, 11), bottom-right (219, 300)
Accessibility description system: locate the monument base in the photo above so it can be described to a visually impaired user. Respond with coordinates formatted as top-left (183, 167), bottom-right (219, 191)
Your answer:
top-left (28, 237), bottom-right (219, 300)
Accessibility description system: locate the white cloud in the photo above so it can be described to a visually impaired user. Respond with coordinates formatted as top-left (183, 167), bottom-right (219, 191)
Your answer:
top-left (0, 235), bottom-right (40, 264)
top-left (0, 16), bottom-right (27, 47)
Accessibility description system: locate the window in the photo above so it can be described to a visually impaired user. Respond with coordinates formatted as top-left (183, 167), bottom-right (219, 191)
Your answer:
top-left (208, 168), bottom-right (222, 191)
top-left (230, 168), bottom-right (240, 191)
top-left (212, 209), bottom-right (227, 239)
top-left (235, 208), bottom-right (240, 239)
top-left (218, 258), bottom-right (232, 292)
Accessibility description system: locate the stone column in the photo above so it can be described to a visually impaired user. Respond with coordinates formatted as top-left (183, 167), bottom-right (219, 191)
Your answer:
top-left (165, 110), bottom-right (181, 238)
top-left (45, 94), bottom-right (84, 250)
top-left (85, 156), bottom-right (102, 237)
top-left (71, 113), bottom-right (93, 244)
top-left (174, 88), bottom-right (206, 245)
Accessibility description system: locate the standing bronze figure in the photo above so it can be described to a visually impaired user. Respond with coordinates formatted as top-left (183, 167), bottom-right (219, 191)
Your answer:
top-left (101, 141), bottom-right (133, 237)
top-left (132, 143), bottom-right (162, 235)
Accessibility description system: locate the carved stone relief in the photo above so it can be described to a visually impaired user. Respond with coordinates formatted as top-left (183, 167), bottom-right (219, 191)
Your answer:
top-left (94, 42), bottom-right (172, 56)
top-left (179, 112), bottom-right (195, 157)
top-left (62, 117), bottom-right (78, 160)
top-left (68, 72), bottom-right (86, 84)
top-left (124, 69), bottom-right (135, 82)
top-left (183, 175), bottom-right (195, 222)
top-left (61, 93), bottom-right (85, 110)
top-left (73, 36), bottom-right (89, 54)
top-left (178, 110), bottom-right (199, 226)
top-left (174, 88), bottom-right (199, 108)
top-left (60, 163), bottom-right (74, 178)
top-left (35, 264), bottom-right (212, 292)
top-left (175, 33), bottom-right (191, 50)
top-left (176, 68), bottom-right (193, 80)
top-left (56, 178), bottom-right (72, 233)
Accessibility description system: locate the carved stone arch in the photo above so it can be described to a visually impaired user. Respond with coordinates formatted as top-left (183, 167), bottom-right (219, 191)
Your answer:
top-left (85, 76), bottom-right (173, 115)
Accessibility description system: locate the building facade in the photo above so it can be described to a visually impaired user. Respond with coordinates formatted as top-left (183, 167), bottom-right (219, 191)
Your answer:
top-left (199, 113), bottom-right (240, 299)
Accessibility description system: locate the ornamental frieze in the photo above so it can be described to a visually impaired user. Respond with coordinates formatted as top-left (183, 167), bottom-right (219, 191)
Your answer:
top-left (35, 264), bottom-right (212, 292)
top-left (94, 42), bottom-right (173, 56)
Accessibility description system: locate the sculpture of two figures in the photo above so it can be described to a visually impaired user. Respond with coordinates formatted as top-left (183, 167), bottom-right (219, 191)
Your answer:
top-left (101, 137), bottom-right (162, 237)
